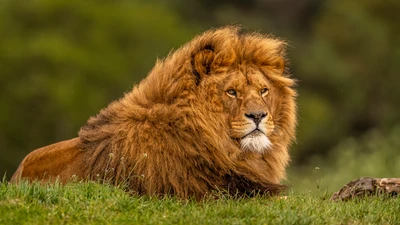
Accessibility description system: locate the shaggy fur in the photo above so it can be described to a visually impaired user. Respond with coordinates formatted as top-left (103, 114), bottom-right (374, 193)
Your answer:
top-left (11, 26), bottom-right (297, 200)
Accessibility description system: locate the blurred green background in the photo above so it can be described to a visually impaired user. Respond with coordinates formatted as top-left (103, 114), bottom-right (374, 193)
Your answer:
top-left (1, 0), bottom-right (399, 193)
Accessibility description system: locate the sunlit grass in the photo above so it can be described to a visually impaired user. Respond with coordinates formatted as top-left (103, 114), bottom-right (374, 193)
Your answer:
top-left (1, 179), bottom-right (399, 225)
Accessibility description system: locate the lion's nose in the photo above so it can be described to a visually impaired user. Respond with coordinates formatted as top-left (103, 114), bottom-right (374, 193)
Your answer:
top-left (245, 112), bottom-right (267, 125)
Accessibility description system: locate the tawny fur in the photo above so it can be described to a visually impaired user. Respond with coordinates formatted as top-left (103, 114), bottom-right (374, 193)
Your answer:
top-left (11, 26), bottom-right (297, 200)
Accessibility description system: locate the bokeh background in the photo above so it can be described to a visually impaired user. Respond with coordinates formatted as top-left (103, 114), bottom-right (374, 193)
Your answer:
top-left (1, 0), bottom-right (399, 194)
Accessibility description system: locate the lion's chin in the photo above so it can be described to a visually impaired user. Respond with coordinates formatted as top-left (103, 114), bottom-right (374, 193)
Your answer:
top-left (240, 130), bottom-right (272, 153)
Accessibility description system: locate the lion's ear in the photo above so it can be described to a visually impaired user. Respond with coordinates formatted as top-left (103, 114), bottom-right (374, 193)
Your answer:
top-left (192, 49), bottom-right (215, 77)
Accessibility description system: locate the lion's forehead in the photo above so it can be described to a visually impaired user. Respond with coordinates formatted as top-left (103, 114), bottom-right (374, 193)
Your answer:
top-left (223, 67), bottom-right (270, 91)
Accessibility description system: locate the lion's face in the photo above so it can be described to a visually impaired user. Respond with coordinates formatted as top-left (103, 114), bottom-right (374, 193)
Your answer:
top-left (191, 30), bottom-right (295, 156)
top-left (220, 66), bottom-right (276, 153)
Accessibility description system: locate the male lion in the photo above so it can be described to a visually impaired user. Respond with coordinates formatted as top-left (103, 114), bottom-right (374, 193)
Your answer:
top-left (11, 26), bottom-right (297, 200)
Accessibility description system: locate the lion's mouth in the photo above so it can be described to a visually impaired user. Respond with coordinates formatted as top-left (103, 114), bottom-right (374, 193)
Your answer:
top-left (241, 129), bottom-right (265, 139)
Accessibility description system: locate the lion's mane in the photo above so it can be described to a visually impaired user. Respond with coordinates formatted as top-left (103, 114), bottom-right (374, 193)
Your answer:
top-left (76, 26), bottom-right (297, 199)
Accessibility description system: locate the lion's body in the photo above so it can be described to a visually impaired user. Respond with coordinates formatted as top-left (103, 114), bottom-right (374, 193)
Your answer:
top-left (11, 26), bottom-right (297, 199)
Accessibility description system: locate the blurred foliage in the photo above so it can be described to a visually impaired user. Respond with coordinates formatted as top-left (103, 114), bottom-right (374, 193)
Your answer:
top-left (289, 125), bottom-right (400, 193)
top-left (1, 0), bottom-right (399, 191)
top-left (294, 0), bottom-right (400, 162)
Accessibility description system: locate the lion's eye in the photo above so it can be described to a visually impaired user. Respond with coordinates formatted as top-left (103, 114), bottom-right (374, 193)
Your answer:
top-left (226, 89), bottom-right (237, 97)
top-left (260, 88), bottom-right (269, 96)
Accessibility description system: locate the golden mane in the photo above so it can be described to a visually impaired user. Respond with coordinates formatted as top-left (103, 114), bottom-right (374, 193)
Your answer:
top-left (12, 26), bottom-right (297, 200)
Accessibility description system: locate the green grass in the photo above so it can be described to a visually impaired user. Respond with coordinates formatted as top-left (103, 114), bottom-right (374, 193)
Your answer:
top-left (0, 180), bottom-right (399, 225)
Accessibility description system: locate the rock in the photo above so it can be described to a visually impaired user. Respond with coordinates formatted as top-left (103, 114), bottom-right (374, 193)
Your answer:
top-left (331, 177), bottom-right (400, 201)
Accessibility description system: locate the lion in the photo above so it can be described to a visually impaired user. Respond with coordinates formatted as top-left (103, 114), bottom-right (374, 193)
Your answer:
top-left (11, 26), bottom-right (297, 200)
